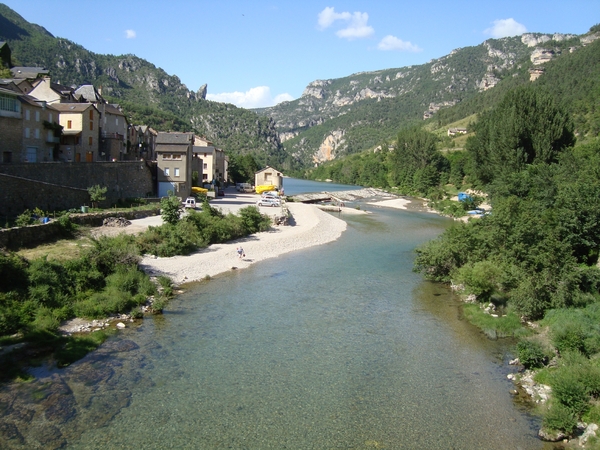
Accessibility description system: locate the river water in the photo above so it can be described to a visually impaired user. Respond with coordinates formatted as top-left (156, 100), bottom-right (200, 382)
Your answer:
top-left (3, 179), bottom-right (544, 449)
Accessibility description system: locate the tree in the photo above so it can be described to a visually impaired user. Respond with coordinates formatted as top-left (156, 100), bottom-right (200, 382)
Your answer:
top-left (160, 193), bottom-right (182, 225)
top-left (87, 185), bottom-right (107, 208)
top-left (467, 86), bottom-right (575, 185)
top-left (390, 126), bottom-right (446, 193)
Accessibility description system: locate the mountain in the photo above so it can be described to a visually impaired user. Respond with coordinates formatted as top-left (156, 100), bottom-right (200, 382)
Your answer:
top-left (0, 4), bottom-right (286, 169)
top-left (3, 3), bottom-right (599, 174)
top-left (254, 28), bottom-right (600, 167)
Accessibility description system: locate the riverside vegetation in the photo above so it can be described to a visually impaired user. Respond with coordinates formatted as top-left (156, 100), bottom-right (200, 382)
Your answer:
top-left (307, 83), bottom-right (600, 440)
top-left (0, 197), bottom-right (272, 382)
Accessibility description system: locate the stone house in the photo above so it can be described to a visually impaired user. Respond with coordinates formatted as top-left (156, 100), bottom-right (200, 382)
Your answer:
top-left (0, 86), bottom-right (22, 163)
top-left (99, 104), bottom-right (128, 161)
top-left (19, 95), bottom-right (60, 162)
top-left (155, 132), bottom-right (194, 198)
top-left (255, 166), bottom-right (283, 190)
top-left (51, 103), bottom-right (100, 162)
top-left (131, 125), bottom-right (158, 160)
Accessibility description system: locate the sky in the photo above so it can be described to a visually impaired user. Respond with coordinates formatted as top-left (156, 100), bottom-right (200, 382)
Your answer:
top-left (3, 1), bottom-right (598, 108)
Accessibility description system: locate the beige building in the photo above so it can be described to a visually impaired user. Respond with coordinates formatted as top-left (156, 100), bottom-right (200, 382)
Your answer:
top-left (255, 166), bottom-right (283, 190)
top-left (28, 77), bottom-right (76, 104)
top-left (156, 132), bottom-right (194, 198)
top-left (52, 103), bottom-right (100, 162)
top-left (193, 136), bottom-right (228, 185)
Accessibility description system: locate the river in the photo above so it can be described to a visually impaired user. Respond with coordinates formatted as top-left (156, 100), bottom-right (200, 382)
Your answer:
top-left (2, 179), bottom-right (544, 449)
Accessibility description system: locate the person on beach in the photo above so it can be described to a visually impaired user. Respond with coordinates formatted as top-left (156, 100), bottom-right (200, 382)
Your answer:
top-left (237, 247), bottom-right (244, 258)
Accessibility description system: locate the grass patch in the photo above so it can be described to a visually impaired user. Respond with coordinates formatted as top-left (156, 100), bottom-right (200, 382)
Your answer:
top-left (462, 303), bottom-right (524, 338)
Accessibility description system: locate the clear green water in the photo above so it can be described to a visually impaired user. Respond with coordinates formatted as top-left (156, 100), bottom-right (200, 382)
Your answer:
top-left (65, 206), bottom-right (542, 449)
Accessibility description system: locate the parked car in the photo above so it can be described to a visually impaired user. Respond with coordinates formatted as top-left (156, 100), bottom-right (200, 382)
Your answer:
top-left (256, 197), bottom-right (281, 207)
top-left (240, 183), bottom-right (254, 193)
top-left (261, 191), bottom-right (279, 199)
top-left (182, 197), bottom-right (197, 209)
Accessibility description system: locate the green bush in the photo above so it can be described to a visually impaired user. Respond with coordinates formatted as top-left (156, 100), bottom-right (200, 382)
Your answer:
top-left (238, 206), bottom-right (271, 233)
top-left (454, 259), bottom-right (503, 300)
top-left (543, 402), bottom-right (577, 433)
top-left (0, 251), bottom-right (29, 293)
top-left (160, 194), bottom-right (183, 225)
top-left (85, 235), bottom-right (140, 276)
top-left (551, 368), bottom-right (591, 416)
top-left (553, 323), bottom-right (588, 355)
top-left (517, 340), bottom-right (547, 369)
top-left (15, 209), bottom-right (36, 227)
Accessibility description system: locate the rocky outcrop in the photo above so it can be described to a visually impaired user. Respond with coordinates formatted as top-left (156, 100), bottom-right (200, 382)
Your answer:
top-left (313, 130), bottom-right (345, 164)
top-left (197, 83), bottom-right (207, 99)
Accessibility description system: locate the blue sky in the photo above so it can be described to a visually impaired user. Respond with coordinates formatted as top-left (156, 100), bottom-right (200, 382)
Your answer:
top-left (3, 1), bottom-right (598, 108)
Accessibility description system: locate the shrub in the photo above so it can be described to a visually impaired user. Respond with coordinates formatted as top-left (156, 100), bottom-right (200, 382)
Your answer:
top-left (85, 235), bottom-right (140, 276)
top-left (543, 402), bottom-right (577, 433)
top-left (56, 214), bottom-right (77, 236)
top-left (454, 259), bottom-right (503, 300)
top-left (0, 251), bottom-right (29, 293)
top-left (551, 368), bottom-right (591, 416)
top-left (15, 209), bottom-right (36, 227)
top-left (160, 194), bottom-right (183, 225)
top-left (238, 206), bottom-right (271, 233)
top-left (517, 340), bottom-right (547, 369)
top-left (553, 323), bottom-right (588, 355)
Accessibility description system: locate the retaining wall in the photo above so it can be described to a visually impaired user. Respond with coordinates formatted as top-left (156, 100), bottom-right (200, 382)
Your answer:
top-left (0, 208), bottom-right (161, 250)
top-left (0, 161), bottom-right (155, 220)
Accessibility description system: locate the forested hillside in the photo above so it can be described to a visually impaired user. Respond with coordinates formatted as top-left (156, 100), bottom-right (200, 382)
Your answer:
top-left (0, 4), bottom-right (285, 169)
top-left (256, 29), bottom-right (600, 168)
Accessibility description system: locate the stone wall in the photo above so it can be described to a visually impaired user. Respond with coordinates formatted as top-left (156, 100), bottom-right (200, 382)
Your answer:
top-left (0, 161), bottom-right (156, 219)
top-left (0, 208), bottom-right (160, 250)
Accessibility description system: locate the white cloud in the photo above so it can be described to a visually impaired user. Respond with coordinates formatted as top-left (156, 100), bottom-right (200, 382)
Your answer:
top-left (317, 6), bottom-right (350, 29)
top-left (377, 35), bottom-right (422, 52)
top-left (125, 29), bottom-right (136, 39)
top-left (317, 7), bottom-right (374, 40)
top-left (484, 18), bottom-right (527, 38)
top-left (206, 86), bottom-right (294, 108)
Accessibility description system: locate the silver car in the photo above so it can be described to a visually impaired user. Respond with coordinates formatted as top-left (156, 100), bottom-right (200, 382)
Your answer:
top-left (256, 197), bottom-right (281, 207)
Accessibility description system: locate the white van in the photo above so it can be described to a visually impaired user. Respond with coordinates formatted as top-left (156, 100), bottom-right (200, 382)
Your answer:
top-left (182, 197), bottom-right (197, 209)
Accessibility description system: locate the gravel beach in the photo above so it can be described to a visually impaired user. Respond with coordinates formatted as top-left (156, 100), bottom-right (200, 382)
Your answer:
top-left (138, 202), bottom-right (348, 283)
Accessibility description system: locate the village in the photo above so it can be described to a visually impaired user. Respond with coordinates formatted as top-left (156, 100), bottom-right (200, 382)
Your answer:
top-left (0, 41), bottom-right (289, 218)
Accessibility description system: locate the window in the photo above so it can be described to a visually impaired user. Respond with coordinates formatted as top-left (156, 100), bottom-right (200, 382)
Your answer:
top-left (203, 163), bottom-right (207, 169)
top-left (35, 128), bottom-right (40, 139)
top-left (89, 136), bottom-right (93, 146)
top-left (89, 110), bottom-right (93, 120)
top-left (90, 121), bottom-right (93, 131)
top-left (174, 168), bottom-right (180, 177)
top-left (25, 128), bottom-right (30, 138)
top-left (3, 151), bottom-right (12, 163)
top-left (162, 153), bottom-right (172, 160)
top-left (48, 113), bottom-right (53, 122)
top-left (25, 110), bottom-right (30, 120)
top-left (35, 111), bottom-right (40, 122)
top-left (67, 120), bottom-right (72, 129)
top-left (0, 94), bottom-right (18, 112)
top-left (164, 168), bottom-right (170, 176)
